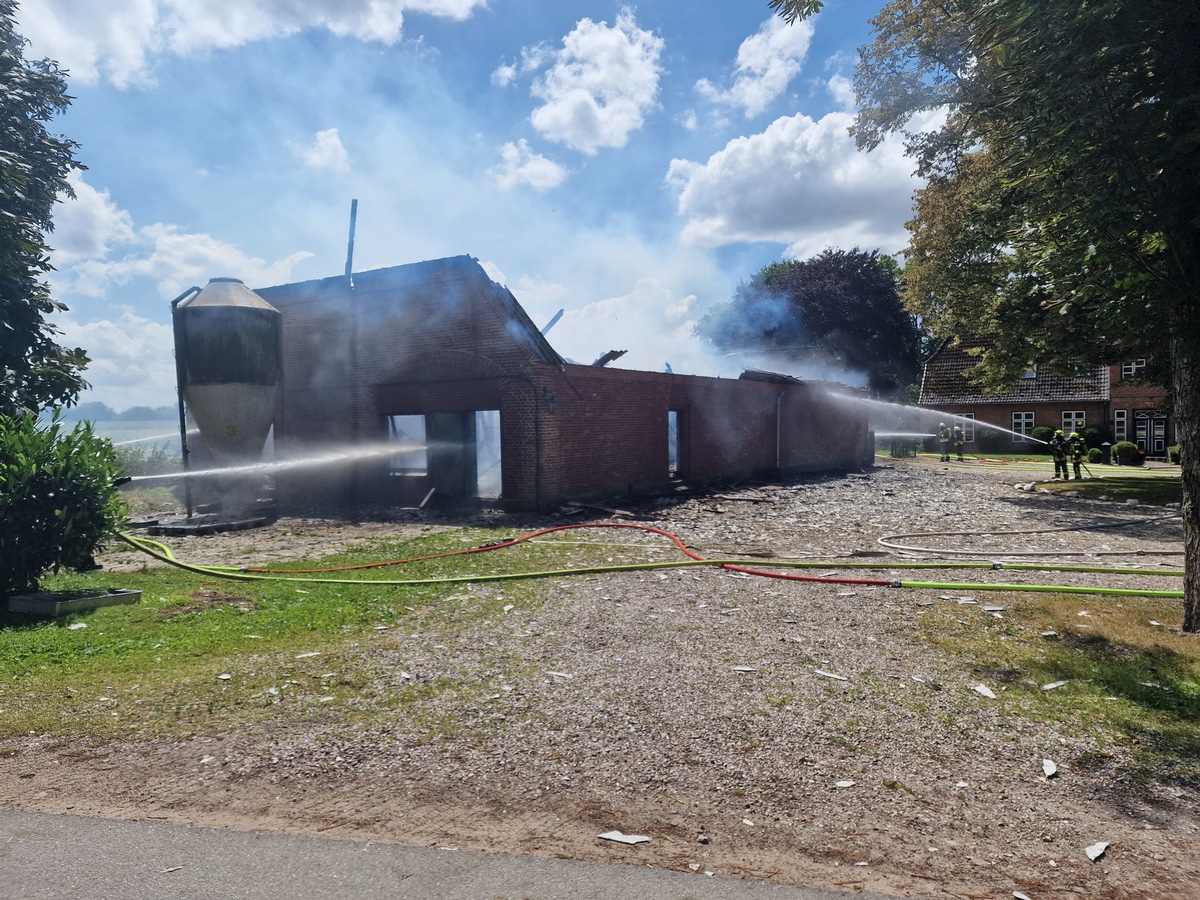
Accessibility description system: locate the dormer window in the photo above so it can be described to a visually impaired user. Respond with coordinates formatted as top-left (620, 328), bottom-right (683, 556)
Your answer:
top-left (1121, 359), bottom-right (1146, 378)
top-left (1021, 365), bottom-right (1037, 379)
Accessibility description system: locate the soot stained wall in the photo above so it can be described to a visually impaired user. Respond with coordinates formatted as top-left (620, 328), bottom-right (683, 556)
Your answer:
top-left (256, 256), bottom-right (871, 511)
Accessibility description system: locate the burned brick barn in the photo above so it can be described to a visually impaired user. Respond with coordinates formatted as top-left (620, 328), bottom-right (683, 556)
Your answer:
top-left (174, 255), bottom-right (872, 513)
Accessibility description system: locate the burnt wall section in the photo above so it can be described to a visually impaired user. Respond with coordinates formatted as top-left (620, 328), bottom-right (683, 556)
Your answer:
top-left (538, 366), bottom-right (870, 505)
top-left (255, 256), bottom-right (870, 512)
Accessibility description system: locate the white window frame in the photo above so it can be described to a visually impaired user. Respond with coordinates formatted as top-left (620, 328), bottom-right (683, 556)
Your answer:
top-left (959, 413), bottom-right (975, 443)
top-left (1062, 411), bottom-right (1085, 433)
top-left (1121, 359), bottom-right (1146, 379)
top-left (1012, 411), bottom-right (1035, 442)
top-left (386, 414), bottom-right (428, 474)
top-left (1113, 409), bottom-right (1127, 442)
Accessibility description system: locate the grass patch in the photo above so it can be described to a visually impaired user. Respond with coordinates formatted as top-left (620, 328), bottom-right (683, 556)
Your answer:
top-left (917, 593), bottom-right (1200, 787)
top-left (0, 526), bottom-right (625, 744)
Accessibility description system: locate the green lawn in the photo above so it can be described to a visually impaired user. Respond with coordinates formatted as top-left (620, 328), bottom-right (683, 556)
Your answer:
top-left (2, 520), bottom-right (1196, 792)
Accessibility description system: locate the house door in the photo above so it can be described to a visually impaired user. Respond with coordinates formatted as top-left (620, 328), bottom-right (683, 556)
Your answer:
top-left (1134, 410), bottom-right (1168, 457)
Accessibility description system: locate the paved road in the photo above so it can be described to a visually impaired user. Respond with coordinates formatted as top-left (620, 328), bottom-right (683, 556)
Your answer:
top-left (1, 810), bottom-right (902, 900)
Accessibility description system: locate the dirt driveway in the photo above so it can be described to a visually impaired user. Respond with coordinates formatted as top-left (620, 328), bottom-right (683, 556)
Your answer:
top-left (3, 457), bottom-right (1196, 899)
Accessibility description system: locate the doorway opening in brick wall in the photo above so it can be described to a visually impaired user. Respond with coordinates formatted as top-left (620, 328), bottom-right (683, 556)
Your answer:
top-left (668, 409), bottom-right (688, 478)
top-left (385, 410), bottom-right (502, 503)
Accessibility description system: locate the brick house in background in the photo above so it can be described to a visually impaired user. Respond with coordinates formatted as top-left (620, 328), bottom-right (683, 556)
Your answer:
top-left (919, 341), bottom-right (1173, 458)
top-left (250, 256), bottom-right (871, 511)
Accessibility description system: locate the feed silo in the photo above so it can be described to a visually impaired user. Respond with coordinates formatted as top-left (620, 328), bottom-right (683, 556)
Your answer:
top-left (172, 277), bottom-right (282, 469)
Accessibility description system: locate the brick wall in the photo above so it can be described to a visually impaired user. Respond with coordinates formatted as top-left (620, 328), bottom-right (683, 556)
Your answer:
top-left (256, 258), bottom-right (870, 511)
top-left (930, 402), bottom-right (1107, 446)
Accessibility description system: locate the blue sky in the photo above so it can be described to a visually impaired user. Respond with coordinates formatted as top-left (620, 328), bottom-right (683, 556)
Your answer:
top-left (21, 0), bottom-right (922, 412)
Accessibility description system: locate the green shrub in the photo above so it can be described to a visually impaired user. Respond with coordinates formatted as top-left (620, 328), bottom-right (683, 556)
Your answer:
top-left (1112, 440), bottom-right (1139, 465)
top-left (0, 412), bottom-right (128, 597)
top-left (1030, 425), bottom-right (1056, 451)
top-left (975, 428), bottom-right (1013, 453)
top-left (114, 441), bottom-right (180, 476)
top-left (1087, 447), bottom-right (1103, 463)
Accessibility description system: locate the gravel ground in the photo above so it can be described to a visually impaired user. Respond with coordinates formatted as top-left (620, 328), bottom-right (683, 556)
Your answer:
top-left (4, 457), bottom-right (1197, 899)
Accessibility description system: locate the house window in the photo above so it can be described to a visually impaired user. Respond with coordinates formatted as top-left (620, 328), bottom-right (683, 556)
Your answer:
top-left (1062, 411), bottom-right (1085, 433)
top-left (959, 413), bottom-right (975, 442)
top-left (1012, 411), bottom-right (1035, 441)
top-left (1020, 366), bottom-right (1037, 379)
top-left (1121, 359), bottom-right (1146, 379)
top-left (1113, 410), bottom-right (1127, 442)
top-left (386, 414), bottom-right (427, 474)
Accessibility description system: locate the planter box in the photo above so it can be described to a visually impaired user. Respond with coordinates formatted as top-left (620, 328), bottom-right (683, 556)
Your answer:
top-left (7, 588), bottom-right (142, 617)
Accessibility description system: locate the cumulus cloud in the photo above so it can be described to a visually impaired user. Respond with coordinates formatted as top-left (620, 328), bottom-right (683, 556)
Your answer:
top-left (50, 174), bottom-right (138, 264)
top-left (296, 128), bottom-right (350, 172)
top-left (666, 110), bottom-right (927, 259)
top-left (53, 310), bottom-right (178, 412)
top-left (826, 73), bottom-right (855, 112)
top-left (527, 8), bottom-right (664, 155)
top-left (55, 223), bottom-right (312, 300)
top-left (490, 140), bottom-right (567, 192)
top-left (491, 42), bottom-right (555, 87)
top-left (695, 16), bottom-right (815, 118)
top-left (549, 278), bottom-right (703, 371)
top-left (18, 0), bottom-right (487, 87)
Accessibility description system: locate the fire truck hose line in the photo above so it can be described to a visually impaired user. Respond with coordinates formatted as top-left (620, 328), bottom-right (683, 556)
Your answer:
top-left (118, 521), bottom-right (1185, 599)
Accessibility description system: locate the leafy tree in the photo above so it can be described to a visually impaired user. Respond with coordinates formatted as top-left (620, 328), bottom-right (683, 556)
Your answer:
top-left (698, 248), bottom-right (921, 398)
top-left (0, 0), bottom-right (88, 416)
top-left (772, 0), bottom-right (1200, 631)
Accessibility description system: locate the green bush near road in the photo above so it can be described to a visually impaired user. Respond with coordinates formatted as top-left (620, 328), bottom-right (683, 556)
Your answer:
top-left (0, 412), bottom-right (127, 597)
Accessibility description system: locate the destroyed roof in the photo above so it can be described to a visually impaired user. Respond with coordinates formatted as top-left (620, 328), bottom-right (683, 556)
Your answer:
top-left (920, 341), bottom-right (1108, 405)
top-left (738, 368), bottom-right (804, 384)
top-left (257, 255), bottom-right (564, 367)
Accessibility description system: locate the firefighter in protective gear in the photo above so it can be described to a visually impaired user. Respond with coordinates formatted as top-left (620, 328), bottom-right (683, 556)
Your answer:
top-left (952, 424), bottom-right (965, 461)
top-left (1050, 429), bottom-right (1069, 479)
top-left (937, 422), bottom-right (952, 461)
top-left (1069, 431), bottom-right (1088, 480)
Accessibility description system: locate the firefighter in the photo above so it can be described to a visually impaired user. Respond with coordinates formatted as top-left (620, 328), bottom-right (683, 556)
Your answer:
top-left (937, 422), bottom-right (952, 461)
top-left (952, 424), bottom-right (965, 461)
top-left (1069, 431), bottom-right (1088, 480)
top-left (1050, 429), bottom-right (1069, 480)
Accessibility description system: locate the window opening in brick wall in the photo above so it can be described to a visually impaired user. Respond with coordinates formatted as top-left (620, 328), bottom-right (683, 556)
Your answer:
top-left (387, 415), bottom-right (427, 474)
top-left (1012, 411), bottom-right (1034, 441)
top-left (959, 413), bottom-right (975, 442)
top-left (1114, 409), bottom-right (1127, 442)
top-left (1122, 359), bottom-right (1146, 379)
top-left (1062, 410), bottom-right (1085, 433)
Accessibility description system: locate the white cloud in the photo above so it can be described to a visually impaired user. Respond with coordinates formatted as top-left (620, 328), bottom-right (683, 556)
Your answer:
top-left (58, 224), bottom-right (313, 300)
top-left (826, 73), bottom-right (855, 112)
top-left (695, 16), bottom-right (814, 118)
top-left (296, 128), bottom-right (350, 172)
top-left (491, 62), bottom-right (518, 87)
top-left (490, 140), bottom-right (567, 192)
top-left (550, 278), bottom-right (704, 370)
top-left (54, 310), bottom-right (178, 412)
top-left (666, 110), bottom-right (924, 259)
top-left (491, 43), bottom-right (556, 87)
top-left (51, 174), bottom-right (138, 264)
top-left (18, 0), bottom-right (488, 87)
top-left (528, 8), bottom-right (664, 155)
